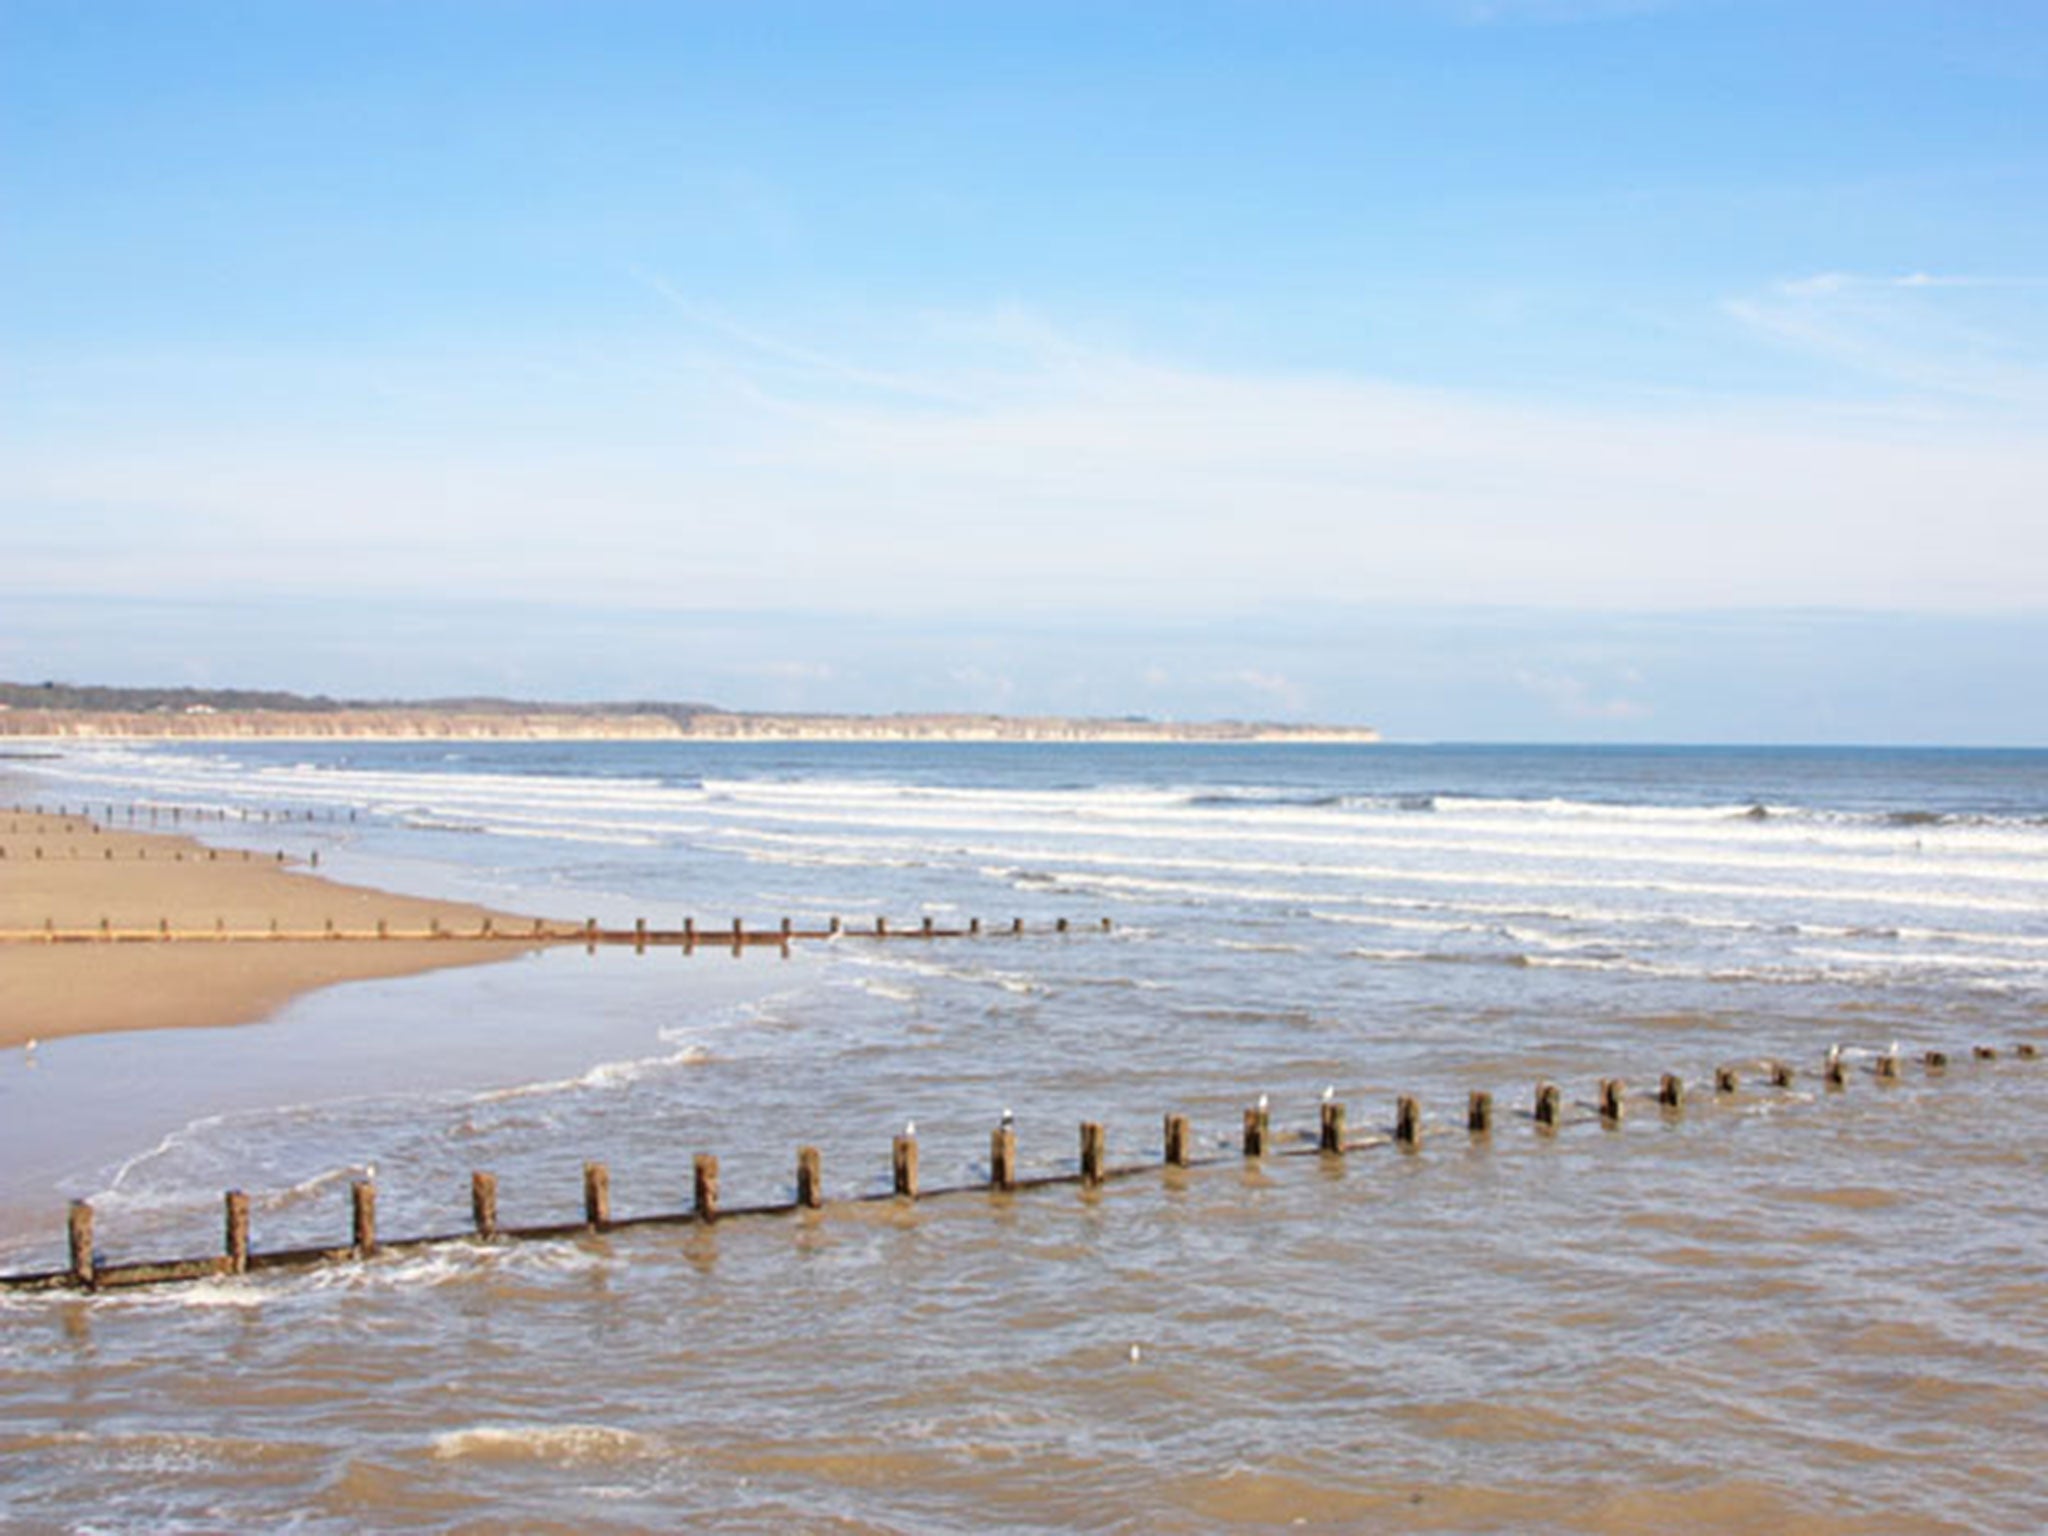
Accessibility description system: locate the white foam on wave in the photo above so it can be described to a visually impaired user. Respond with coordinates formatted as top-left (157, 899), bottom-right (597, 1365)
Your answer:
top-left (431, 1423), bottom-right (659, 1463)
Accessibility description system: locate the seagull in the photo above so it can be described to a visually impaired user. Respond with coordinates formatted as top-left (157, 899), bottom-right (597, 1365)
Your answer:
top-left (1000, 1107), bottom-right (1014, 1128)
top-left (1128, 1342), bottom-right (1142, 1363)
top-left (364, 1162), bottom-right (377, 1184)
top-left (1257, 1093), bottom-right (1269, 1114)
top-left (1826, 1043), bottom-right (1842, 1067)
top-left (1321, 1085), bottom-right (1335, 1104)
top-left (903, 1120), bottom-right (916, 1139)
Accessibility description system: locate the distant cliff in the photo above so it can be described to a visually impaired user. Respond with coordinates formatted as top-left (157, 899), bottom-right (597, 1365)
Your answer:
top-left (0, 683), bottom-right (1379, 744)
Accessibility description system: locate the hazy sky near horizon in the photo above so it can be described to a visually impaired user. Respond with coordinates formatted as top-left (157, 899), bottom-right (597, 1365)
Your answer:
top-left (3, 1), bottom-right (2045, 741)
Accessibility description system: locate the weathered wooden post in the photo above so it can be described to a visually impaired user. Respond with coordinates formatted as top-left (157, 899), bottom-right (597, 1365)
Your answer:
top-left (732, 918), bottom-right (744, 952)
top-left (694, 1154), bottom-right (720, 1222)
top-left (1658, 1073), bottom-right (1684, 1109)
top-left (684, 916), bottom-right (696, 953)
top-left (1100, 916), bottom-right (1113, 932)
top-left (892, 1131), bottom-right (919, 1199)
top-left (1080, 1122), bottom-right (1107, 1185)
top-left (1319, 1098), bottom-right (1346, 1153)
top-left (828, 916), bottom-right (842, 936)
top-left (1770, 1061), bottom-right (1796, 1089)
top-left (796, 1146), bottom-right (823, 1208)
top-left (471, 1171), bottom-right (499, 1238)
top-left (991, 1123), bottom-right (1018, 1190)
top-left (1598, 1078), bottom-right (1624, 1124)
top-left (780, 916), bottom-right (794, 942)
top-left (351, 1180), bottom-right (377, 1257)
top-left (1875, 1049), bottom-right (1900, 1081)
top-left (2017, 1043), bottom-right (2038, 1059)
top-left (922, 915), bottom-right (935, 937)
top-left (224, 1190), bottom-right (250, 1275)
top-left (1923, 1049), bottom-right (1949, 1072)
top-left (1468, 1089), bottom-right (1493, 1135)
top-left (377, 918), bottom-right (388, 940)
top-left (969, 917), bottom-right (982, 936)
top-left (584, 917), bottom-right (598, 951)
top-left (1974, 1045), bottom-right (1998, 1061)
top-left (1534, 1082), bottom-right (1561, 1129)
top-left (1825, 1048), bottom-right (1847, 1088)
top-left (1056, 917), bottom-right (1070, 934)
top-left (583, 1162), bottom-right (611, 1229)
top-left (1011, 917), bottom-right (1024, 935)
top-left (634, 917), bottom-right (647, 953)
top-left (68, 1200), bottom-right (95, 1288)
top-left (876, 916), bottom-right (889, 938)
top-left (1164, 1113), bottom-right (1191, 1168)
top-left (1242, 1101), bottom-right (1270, 1158)
top-left (1394, 1095), bottom-right (1421, 1147)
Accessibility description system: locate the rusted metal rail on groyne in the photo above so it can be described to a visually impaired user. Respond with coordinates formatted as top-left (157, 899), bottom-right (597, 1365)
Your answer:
top-left (7, 1040), bottom-right (2035, 1295)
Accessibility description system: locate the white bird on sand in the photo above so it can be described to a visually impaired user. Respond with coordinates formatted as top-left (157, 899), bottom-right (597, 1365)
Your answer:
top-left (22, 1038), bottom-right (35, 1056)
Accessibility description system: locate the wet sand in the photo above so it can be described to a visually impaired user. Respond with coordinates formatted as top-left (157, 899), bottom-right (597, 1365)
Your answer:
top-left (0, 808), bottom-right (567, 1047)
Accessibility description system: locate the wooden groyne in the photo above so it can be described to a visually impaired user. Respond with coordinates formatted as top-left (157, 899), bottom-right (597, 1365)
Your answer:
top-left (6, 1038), bottom-right (2034, 1295)
top-left (1, 800), bottom-right (1110, 951)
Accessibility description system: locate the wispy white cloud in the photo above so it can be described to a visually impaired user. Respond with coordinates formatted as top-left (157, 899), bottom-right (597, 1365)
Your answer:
top-left (5, 305), bottom-right (2045, 618)
top-left (1724, 269), bottom-right (2048, 410)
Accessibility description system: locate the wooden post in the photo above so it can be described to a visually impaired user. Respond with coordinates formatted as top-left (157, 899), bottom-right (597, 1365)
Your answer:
top-left (1715, 1066), bottom-right (1739, 1093)
top-left (828, 916), bottom-right (842, 936)
top-left (1395, 1094), bottom-right (1421, 1147)
top-left (1825, 1050), bottom-right (1848, 1087)
top-left (1468, 1089), bottom-right (1493, 1135)
top-left (1011, 917), bottom-right (1024, 935)
top-left (694, 1154), bottom-right (720, 1222)
top-left (634, 917), bottom-right (647, 953)
top-left (991, 1125), bottom-right (1017, 1190)
top-left (732, 918), bottom-right (744, 950)
top-left (1534, 1082), bottom-right (1560, 1129)
top-left (876, 916), bottom-right (888, 937)
top-left (224, 1190), bottom-right (250, 1275)
top-left (2017, 1042), bottom-right (2038, 1059)
top-left (1056, 917), bottom-right (1070, 933)
top-left (1876, 1051), bottom-right (1900, 1081)
top-left (1101, 916), bottom-right (1113, 932)
top-left (892, 1133), bottom-right (919, 1199)
top-left (1923, 1050), bottom-right (1948, 1072)
top-left (583, 1162), bottom-right (611, 1229)
top-left (68, 1200), bottom-right (95, 1288)
top-left (1164, 1113), bottom-right (1191, 1168)
top-left (1658, 1073), bottom-right (1684, 1109)
top-left (796, 1146), bottom-right (822, 1208)
top-left (1598, 1078), bottom-right (1624, 1124)
top-left (1974, 1045), bottom-right (1998, 1061)
top-left (1319, 1099), bottom-right (1346, 1153)
top-left (471, 1171), bottom-right (499, 1238)
top-left (969, 917), bottom-right (982, 936)
top-left (351, 1180), bottom-right (377, 1257)
top-left (377, 918), bottom-right (388, 939)
top-left (1080, 1121), bottom-right (1107, 1185)
top-left (1242, 1103), bottom-right (1269, 1158)
top-left (780, 916), bottom-right (793, 941)
top-left (1770, 1061), bottom-right (1796, 1089)
top-left (584, 917), bottom-right (598, 950)
top-left (922, 915), bottom-right (935, 937)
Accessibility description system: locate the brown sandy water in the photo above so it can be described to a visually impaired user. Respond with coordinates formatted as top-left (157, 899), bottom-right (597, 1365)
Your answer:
top-left (0, 743), bottom-right (2043, 1531)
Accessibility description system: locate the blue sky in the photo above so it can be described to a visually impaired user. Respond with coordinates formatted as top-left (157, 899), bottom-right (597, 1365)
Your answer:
top-left (3, 1), bottom-right (2044, 741)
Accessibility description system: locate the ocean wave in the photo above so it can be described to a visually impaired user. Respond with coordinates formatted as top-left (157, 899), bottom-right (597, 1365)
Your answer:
top-left (431, 1424), bottom-right (659, 1463)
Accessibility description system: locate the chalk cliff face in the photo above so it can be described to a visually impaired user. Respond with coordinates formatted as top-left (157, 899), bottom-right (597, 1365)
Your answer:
top-left (0, 707), bottom-right (1378, 744)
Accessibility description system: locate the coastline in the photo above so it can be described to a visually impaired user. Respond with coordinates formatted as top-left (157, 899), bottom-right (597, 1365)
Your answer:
top-left (0, 806), bottom-right (565, 1048)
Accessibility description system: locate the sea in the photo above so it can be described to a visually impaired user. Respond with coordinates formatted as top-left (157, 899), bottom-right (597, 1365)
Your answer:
top-left (2, 740), bottom-right (2044, 1534)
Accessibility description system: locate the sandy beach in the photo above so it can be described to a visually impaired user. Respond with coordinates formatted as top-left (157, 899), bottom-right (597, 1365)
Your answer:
top-left (0, 806), bottom-right (565, 1047)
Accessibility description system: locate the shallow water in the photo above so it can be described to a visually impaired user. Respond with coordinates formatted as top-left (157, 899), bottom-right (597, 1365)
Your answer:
top-left (2, 742), bottom-right (2044, 1532)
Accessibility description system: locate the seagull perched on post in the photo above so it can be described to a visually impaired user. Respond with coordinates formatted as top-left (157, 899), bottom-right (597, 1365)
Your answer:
top-left (1000, 1107), bottom-right (1014, 1129)
top-left (903, 1120), bottom-right (916, 1139)
top-left (1257, 1093), bottom-right (1269, 1114)
top-left (1321, 1085), bottom-right (1334, 1104)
